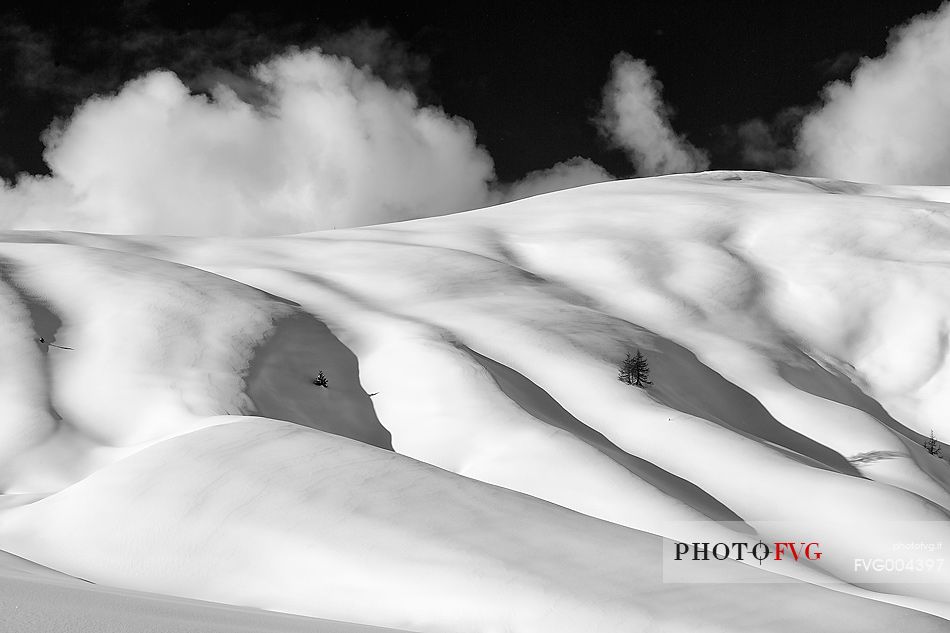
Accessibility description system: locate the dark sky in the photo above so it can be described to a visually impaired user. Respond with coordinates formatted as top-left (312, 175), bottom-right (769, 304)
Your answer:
top-left (0, 0), bottom-right (943, 182)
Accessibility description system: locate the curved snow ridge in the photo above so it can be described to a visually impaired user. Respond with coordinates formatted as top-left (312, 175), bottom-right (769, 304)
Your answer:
top-left (0, 238), bottom-right (390, 495)
top-left (44, 179), bottom-right (950, 545)
top-left (399, 177), bottom-right (950, 495)
top-left (0, 268), bottom-right (58, 471)
top-left (0, 548), bottom-right (77, 581)
top-left (246, 311), bottom-right (391, 450)
top-left (465, 346), bottom-right (747, 525)
top-left (1, 175), bottom-right (950, 626)
top-left (1, 416), bottom-right (946, 633)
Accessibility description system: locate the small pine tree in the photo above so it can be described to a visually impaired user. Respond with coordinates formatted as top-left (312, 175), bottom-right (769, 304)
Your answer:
top-left (631, 350), bottom-right (652, 387)
top-left (618, 354), bottom-right (634, 385)
top-left (924, 429), bottom-right (942, 457)
top-left (619, 349), bottom-right (652, 388)
top-left (313, 371), bottom-right (328, 388)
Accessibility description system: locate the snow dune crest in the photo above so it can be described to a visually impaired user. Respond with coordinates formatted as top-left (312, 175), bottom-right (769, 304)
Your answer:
top-left (1, 171), bottom-right (950, 630)
top-left (3, 417), bottom-right (948, 632)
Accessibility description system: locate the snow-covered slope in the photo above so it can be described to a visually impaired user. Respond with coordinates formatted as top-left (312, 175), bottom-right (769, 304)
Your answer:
top-left (3, 417), bottom-right (948, 632)
top-left (1, 171), bottom-right (949, 631)
top-left (0, 549), bottom-right (412, 633)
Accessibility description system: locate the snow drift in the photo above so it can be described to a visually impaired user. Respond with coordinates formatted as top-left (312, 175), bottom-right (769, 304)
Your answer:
top-left (1, 171), bottom-right (950, 631)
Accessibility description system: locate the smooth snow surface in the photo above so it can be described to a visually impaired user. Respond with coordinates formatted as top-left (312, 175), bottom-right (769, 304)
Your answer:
top-left (1, 171), bottom-right (950, 631)
top-left (0, 549), bottom-right (411, 633)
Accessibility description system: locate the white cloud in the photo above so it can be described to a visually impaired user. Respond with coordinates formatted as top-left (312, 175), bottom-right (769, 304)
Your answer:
top-left (796, 3), bottom-right (950, 184)
top-left (0, 41), bottom-right (619, 236)
top-left (498, 157), bottom-right (613, 202)
top-left (2, 49), bottom-right (498, 236)
top-left (597, 53), bottom-right (709, 176)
